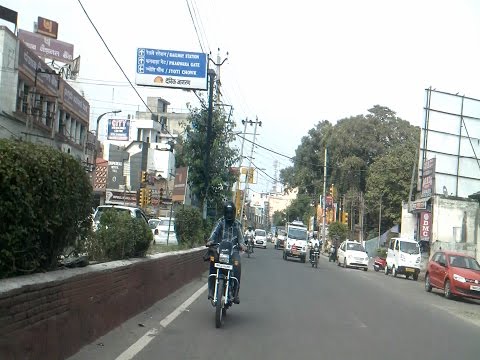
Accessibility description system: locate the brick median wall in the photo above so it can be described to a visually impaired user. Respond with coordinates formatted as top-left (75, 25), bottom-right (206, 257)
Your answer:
top-left (0, 248), bottom-right (208, 360)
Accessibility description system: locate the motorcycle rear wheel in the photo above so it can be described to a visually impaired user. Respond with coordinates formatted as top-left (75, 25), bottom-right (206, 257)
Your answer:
top-left (215, 281), bottom-right (224, 328)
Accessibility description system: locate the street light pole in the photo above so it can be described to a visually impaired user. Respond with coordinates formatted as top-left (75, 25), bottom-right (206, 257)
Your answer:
top-left (92, 110), bottom-right (121, 190)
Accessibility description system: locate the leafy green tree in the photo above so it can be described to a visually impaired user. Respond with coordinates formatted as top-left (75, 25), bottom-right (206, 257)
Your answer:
top-left (279, 105), bottom-right (419, 237)
top-left (272, 210), bottom-right (286, 226)
top-left (179, 104), bottom-right (239, 211)
top-left (284, 194), bottom-right (314, 225)
top-left (328, 222), bottom-right (349, 243)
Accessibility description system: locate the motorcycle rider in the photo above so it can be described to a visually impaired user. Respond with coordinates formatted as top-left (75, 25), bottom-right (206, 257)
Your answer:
top-left (206, 200), bottom-right (246, 304)
top-left (309, 234), bottom-right (320, 263)
top-left (244, 226), bottom-right (255, 253)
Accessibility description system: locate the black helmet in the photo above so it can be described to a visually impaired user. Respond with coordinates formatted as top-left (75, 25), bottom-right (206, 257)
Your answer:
top-left (224, 200), bottom-right (236, 224)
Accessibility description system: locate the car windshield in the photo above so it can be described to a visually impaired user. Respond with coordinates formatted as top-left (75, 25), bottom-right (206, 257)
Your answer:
top-left (288, 228), bottom-right (307, 240)
top-left (255, 230), bottom-right (266, 236)
top-left (448, 255), bottom-right (480, 270)
top-left (346, 242), bottom-right (365, 252)
top-left (148, 219), bottom-right (160, 229)
top-left (94, 207), bottom-right (131, 221)
top-left (399, 241), bottom-right (420, 254)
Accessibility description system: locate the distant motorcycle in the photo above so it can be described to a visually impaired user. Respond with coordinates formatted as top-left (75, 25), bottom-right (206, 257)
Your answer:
top-left (373, 256), bottom-right (387, 272)
top-left (310, 245), bottom-right (320, 268)
top-left (206, 241), bottom-right (239, 328)
top-left (328, 246), bottom-right (337, 262)
top-left (246, 235), bottom-right (254, 258)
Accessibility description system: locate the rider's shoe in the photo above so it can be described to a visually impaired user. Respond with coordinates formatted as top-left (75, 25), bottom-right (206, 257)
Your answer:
top-left (233, 295), bottom-right (240, 304)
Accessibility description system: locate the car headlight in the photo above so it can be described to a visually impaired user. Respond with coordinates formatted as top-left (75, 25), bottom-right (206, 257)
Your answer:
top-left (453, 274), bottom-right (466, 283)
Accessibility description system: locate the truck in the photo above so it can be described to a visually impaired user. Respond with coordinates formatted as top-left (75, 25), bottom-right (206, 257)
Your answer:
top-left (282, 221), bottom-right (309, 263)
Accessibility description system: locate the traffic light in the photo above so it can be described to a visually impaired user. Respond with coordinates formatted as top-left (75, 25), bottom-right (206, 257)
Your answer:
top-left (329, 184), bottom-right (334, 197)
top-left (247, 167), bottom-right (254, 184)
top-left (159, 188), bottom-right (164, 201)
top-left (343, 212), bottom-right (349, 225)
top-left (139, 188), bottom-right (147, 207)
top-left (146, 189), bottom-right (152, 205)
top-left (141, 171), bottom-right (148, 183)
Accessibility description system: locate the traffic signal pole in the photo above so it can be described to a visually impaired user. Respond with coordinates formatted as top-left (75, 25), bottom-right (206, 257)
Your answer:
top-left (321, 147), bottom-right (327, 245)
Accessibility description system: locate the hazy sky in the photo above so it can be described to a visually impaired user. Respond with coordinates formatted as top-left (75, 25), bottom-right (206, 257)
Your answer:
top-left (3, 0), bottom-right (480, 193)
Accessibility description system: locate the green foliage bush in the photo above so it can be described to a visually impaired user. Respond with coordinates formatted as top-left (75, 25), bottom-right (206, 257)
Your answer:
top-left (0, 139), bottom-right (93, 278)
top-left (328, 221), bottom-right (349, 243)
top-left (84, 210), bottom-right (152, 261)
top-left (175, 206), bottom-right (205, 247)
top-left (376, 247), bottom-right (388, 258)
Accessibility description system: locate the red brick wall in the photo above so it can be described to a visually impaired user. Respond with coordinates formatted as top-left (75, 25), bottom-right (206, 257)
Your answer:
top-left (0, 249), bottom-right (208, 360)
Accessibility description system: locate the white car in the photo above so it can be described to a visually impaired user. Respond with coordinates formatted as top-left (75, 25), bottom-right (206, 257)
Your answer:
top-left (148, 218), bottom-right (178, 245)
top-left (254, 229), bottom-right (267, 248)
top-left (337, 240), bottom-right (369, 271)
top-left (385, 237), bottom-right (421, 280)
top-left (93, 205), bottom-right (148, 231)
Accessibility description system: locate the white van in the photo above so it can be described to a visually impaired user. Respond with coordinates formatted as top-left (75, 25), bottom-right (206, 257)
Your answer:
top-left (283, 221), bottom-right (308, 263)
top-left (384, 237), bottom-right (421, 280)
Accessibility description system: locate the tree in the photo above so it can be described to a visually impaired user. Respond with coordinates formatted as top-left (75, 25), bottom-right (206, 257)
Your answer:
top-left (328, 222), bottom-right (348, 243)
top-left (272, 210), bottom-right (286, 226)
top-left (178, 103), bottom-right (239, 212)
top-left (279, 105), bottom-right (419, 237)
top-left (285, 194), bottom-right (314, 225)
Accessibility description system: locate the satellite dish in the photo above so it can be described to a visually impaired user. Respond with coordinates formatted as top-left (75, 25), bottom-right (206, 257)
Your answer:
top-left (443, 186), bottom-right (448, 197)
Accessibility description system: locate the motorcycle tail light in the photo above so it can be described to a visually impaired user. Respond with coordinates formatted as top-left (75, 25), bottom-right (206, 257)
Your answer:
top-left (234, 260), bottom-right (239, 266)
top-left (210, 256), bottom-right (215, 262)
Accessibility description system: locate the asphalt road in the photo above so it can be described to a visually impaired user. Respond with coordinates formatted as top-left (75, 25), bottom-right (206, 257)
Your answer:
top-left (70, 244), bottom-right (480, 360)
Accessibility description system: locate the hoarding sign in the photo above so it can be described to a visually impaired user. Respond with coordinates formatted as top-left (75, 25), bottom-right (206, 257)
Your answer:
top-left (107, 119), bottom-right (130, 141)
top-left (105, 189), bottom-right (137, 206)
top-left (423, 158), bottom-right (436, 177)
top-left (0, 5), bottom-right (17, 27)
top-left (18, 42), bottom-right (59, 94)
top-left (421, 175), bottom-right (434, 198)
top-left (37, 16), bottom-right (58, 39)
top-left (409, 198), bottom-right (428, 212)
top-left (136, 48), bottom-right (208, 90)
top-left (172, 167), bottom-right (188, 202)
top-left (62, 81), bottom-right (90, 119)
top-left (18, 29), bottom-right (74, 63)
top-left (420, 211), bottom-right (432, 242)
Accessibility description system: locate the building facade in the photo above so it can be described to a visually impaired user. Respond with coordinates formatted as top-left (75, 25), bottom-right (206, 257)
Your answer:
top-left (0, 26), bottom-right (91, 167)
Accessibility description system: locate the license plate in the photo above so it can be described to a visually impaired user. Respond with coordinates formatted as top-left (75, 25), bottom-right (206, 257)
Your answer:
top-left (405, 268), bottom-right (415, 273)
top-left (470, 285), bottom-right (480, 291)
top-left (214, 263), bottom-right (233, 270)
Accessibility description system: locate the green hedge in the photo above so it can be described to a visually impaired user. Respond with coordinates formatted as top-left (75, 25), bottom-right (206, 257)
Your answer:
top-left (175, 206), bottom-right (205, 247)
top-left (84, 210), bottom-right (152, 261)
top-left (0, 139), bottom-right (93, 278)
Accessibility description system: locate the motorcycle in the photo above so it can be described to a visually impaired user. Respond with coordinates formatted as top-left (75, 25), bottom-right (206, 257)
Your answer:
top-left (310, 245), bottom-right (320, 268)
top-left (373, 256), bottom-right (387, 272)
top-left (246, 235), bottom-right (254, 258)
top-left (328, 246), bottom-right (337, 262)
top-left (206, 241), bottom-right (239, 328)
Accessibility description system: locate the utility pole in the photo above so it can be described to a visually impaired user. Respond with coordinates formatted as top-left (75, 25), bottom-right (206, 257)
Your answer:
top-left (203, 68), bottom-right (216, 219)
top-left (203, 54), bottom-right (228, 220)
top-left (321, 148), bottom-right (327, 245)
top-left (378, 193), bottom-right (383, 249)
top-left (240, 117), bottom-right (261, 227)
top-left (233, 118), bottom-right (249, 211)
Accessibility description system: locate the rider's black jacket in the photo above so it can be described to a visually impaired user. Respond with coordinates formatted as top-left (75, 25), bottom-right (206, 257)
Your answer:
top-left (208, 217), bottom-right (244, 251)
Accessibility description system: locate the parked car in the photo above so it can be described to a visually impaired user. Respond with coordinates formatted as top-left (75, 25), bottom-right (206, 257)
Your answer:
top-left (93, 205), bottom-right (148, 231)
top-left (384, 237), bottom-right (421, 280)
top-left (254, 229), bottom-right (267, 249)
top-left (425, 250), bottom-right (480, 301)
top-left (337, 240), bottom-right (369, 271)
top-left (148, 218), bottom-right (178, 245)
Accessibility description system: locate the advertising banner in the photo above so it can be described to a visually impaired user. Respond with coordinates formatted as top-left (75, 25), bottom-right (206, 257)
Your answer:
top-left (420, 211), bottom-right (432, 242)
top-left (136, 48), bottom-right (208, 90)
top-left (62, 81), bottom-right (90, 119)
top-left (107, 119), bottom-right (130, 141)
top-left (105, 189), bottom-right (137, 206)
top-left (172, 167), bottom-right (188, 203)
top-left (18, 29), bottom-right (74, 64)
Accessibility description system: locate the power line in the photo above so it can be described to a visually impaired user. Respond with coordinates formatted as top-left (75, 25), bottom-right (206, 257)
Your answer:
top-left (236, 133), bottom-right (294, 160)
top-left (76, 0), bottom-right (176, 140)
top-left (185, 0), bottom-right (205, 52)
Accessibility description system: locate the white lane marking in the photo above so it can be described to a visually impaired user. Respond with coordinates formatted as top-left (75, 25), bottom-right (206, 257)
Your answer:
top-left (115, 328), bottom-right (159, 360)
top-left (115, 283), bottom-right (208, 360)
top-left (160, 283), bottom-right (208, 328)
